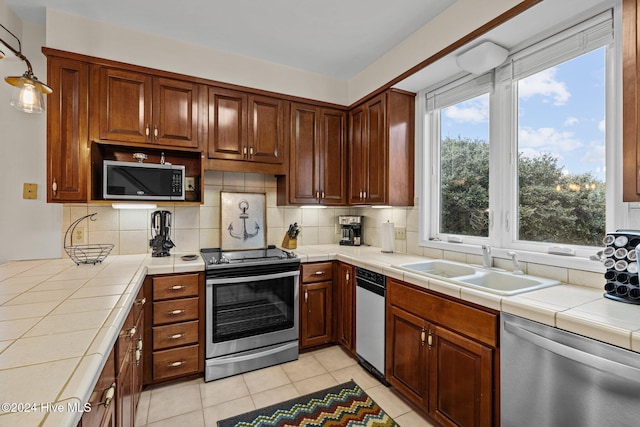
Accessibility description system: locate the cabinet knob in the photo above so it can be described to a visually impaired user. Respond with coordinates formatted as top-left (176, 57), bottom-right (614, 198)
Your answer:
top-left (168, 360), bottom-right (186, 367)
top-left (136, 297), bottom-right (146, 306)
top-left (346, 272), bottom-right (350, 282)
top-left (321, 191), bottom-right (325, 199)
top-left (145, 124), bottom-right (150, 137)
top-left (304, 289), bottom-right (308, 303)
top-left (154, 125), bottom-right (159, 139)
top-left (363, 190), bottom-right (367, 199)
top-left (99, 383), bottom-right (116, 407)
top-left (243, 146), bottom-right (248, 157)
top-left (52, 178), bottom-right (58, 195)
top-left (170, 285), bottom-right (185, 291)
top-left (249, 147), bottom-right (254, 157)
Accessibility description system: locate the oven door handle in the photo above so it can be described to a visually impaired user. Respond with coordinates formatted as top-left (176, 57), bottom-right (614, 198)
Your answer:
top-left (206, 270), bottom-right (300, 285)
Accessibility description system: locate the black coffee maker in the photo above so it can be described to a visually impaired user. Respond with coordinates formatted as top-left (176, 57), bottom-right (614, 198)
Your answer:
top-left (339, 215), bottom-right (362, 246)
top-left (150, 210), bottom-right (175, 257)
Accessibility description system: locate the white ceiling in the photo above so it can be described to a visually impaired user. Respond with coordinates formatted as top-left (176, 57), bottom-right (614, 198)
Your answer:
top-left (4, 0), bottom-right (456, 79)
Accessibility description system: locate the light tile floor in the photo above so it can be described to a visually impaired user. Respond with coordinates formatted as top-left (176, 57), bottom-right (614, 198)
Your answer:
top-left (135, 345), bottom-right (435, 427)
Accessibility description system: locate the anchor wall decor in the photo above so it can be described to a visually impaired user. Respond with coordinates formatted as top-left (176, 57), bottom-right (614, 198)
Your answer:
top-left (220, 191), bottom-right (267, 250)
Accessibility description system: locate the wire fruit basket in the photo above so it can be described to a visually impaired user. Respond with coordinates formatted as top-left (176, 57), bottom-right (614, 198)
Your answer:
top-left (64, 213), bottom-right (114, 265)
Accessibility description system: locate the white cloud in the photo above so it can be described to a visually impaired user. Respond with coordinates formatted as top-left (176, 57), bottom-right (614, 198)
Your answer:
top-left (443, 96), bottom-right (488, 124)
top-left (518, 67), bottom-right (571, 106)
top-left (519, 126), bottom-right (582, 153)
top-left (598, 119), bottom-right (606, 132)
top-left (581, 141), bottom-right (606, 166)
top-left (564, 116), bottom-right (579, 127)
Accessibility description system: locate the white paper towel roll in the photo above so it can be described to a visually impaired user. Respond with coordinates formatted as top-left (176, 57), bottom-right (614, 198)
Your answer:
top-left (381, 222), bottom-right (395, 253)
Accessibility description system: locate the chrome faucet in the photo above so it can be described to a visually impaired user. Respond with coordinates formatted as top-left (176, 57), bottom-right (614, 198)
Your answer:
top-left (481, 245), bottom-right (492, 268)
top-left (508, 251), bottom-right (524, 275)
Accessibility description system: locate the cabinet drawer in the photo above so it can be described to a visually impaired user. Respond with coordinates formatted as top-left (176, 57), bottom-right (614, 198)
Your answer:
top-left (301, 262), bottom-right (333, 283)
top-left (152, 274), bottom-right (199, 300)
top-left (153, 321), bottom-right (199, 350)
top-left (387, 278), bottom-right (497, 346)
top-left (153, 298), bottom-right (199, 325)
top-left (153, 345), bottom-right (199, 381)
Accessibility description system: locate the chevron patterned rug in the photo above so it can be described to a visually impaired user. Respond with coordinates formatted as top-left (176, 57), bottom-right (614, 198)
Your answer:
top-left (217, 381), bottom-right (399, 427)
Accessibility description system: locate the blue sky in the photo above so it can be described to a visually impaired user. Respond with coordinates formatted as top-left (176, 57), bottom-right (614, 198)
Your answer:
top-left (441, 47), bottom-right (606, 181)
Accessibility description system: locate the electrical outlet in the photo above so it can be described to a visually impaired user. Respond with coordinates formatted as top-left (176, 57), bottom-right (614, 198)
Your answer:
top-left (73, 227), bottom-right (85, 243)
top-left (185, 177), bottom-right (196, 191)
top-left (395, 226), bottom-right (406, 240)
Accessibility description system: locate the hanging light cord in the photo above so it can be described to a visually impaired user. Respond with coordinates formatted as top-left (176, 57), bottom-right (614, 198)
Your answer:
top-left (0, 23), bottom-right (35, 76)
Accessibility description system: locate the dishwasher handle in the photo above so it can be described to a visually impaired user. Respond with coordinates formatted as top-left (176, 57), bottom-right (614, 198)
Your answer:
top-left (504, 320), bottom-right (640, 382)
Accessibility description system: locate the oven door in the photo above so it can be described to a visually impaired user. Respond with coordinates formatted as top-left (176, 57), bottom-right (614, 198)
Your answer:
top-left (206, 269), bottom-right (299, 358)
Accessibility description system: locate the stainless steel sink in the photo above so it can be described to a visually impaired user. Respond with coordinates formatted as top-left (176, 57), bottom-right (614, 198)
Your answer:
top-left (398, 260), bottom-right (476, 278)
top-left (397, 260), bottom-right (561, 295)
top-left (455, 271), bottom-right (560, 296)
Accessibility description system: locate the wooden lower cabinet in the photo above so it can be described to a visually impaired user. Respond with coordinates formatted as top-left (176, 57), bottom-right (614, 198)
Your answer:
top-left (300, 262), bottom-right (333, 349)
top-left (79, 348), bottom-right (116, 427)
top-left (144, 272), bottom-right (205, 384)
top-left (335, 262), bottom-right (355, 354)
top-left (386, 278), bottom-right (498, 427)
top-left (386, 305), bottom-right (429, 409)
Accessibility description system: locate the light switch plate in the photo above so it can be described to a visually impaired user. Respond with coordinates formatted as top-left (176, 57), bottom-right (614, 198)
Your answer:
top-left (23, 183), bottom-right (37, 200)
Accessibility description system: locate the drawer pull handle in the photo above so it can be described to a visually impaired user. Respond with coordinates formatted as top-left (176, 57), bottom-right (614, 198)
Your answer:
top-left (137, 337), bottom-right (143, 351)
top-left (428, 330), bottom-right (433, 350)
top-left (99, 383), bottom-right (116, 407)
top-left (168, 360), bottom-right (186, 367)
top-left (169, 333), bottom-right (185, 340)
top-left (136, 297), bottom-right (146, 306)
top-left (121, 326), bottom-right (136, 338)
top-left (314, 271), bottom-right (325, 275)
top-left (170, 309), bottom-right (186, 316)
top-left (170, 285), bottom-right (185, 290)
top-left (135, 349), bottom-right (141, 366)
top-left (421, 328), bottom-right (426, 347)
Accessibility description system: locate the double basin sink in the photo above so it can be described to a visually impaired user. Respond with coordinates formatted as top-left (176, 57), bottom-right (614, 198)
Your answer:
top-left (396, 259), bottom-right (561, 296)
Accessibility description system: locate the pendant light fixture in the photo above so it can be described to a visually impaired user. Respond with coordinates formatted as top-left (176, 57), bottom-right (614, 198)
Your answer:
top-left (0, 23), bottom-right (52, 114)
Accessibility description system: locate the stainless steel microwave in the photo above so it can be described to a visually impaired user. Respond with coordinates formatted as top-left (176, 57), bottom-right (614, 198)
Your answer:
top-left (103, 160), bottom-right (185, 200)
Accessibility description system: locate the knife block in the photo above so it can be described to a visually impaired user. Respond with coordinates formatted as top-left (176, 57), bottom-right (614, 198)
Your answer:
top-left (282, 234), bottom-right (297, 249)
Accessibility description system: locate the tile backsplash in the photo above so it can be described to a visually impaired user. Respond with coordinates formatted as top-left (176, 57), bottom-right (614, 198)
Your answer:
top-left (61, 171), bottom-right (356, 256)
top-left (60, 171), bottom-right (602, 288)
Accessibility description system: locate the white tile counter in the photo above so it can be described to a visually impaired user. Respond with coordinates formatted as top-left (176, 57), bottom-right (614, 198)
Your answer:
top-left (0, 253), bottom-right (203, 427)
top-left (295, 244), bottom-right (640, 352)
top-left (2, 244), bottom-right (640, 425)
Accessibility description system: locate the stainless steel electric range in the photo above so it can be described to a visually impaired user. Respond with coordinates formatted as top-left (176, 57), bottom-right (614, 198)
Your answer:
top-left (200, 246), bottom-right (300, 381)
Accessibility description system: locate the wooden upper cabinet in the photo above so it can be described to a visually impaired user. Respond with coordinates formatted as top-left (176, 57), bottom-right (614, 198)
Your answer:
top-left (153, 78), bottom-right (199, 148)
top-left (623, 0), bottom-right (640, 201)
top-left (47, 56), bottom-right (89, 203)
top-left (249, 94), bottom-right (285, 164)
top-left (206, 87), bottom-right (285, 164)
top-left (207, 87), bottom-right (247, 161)
top-left (286, 102), bottom-right (347, 205)
top-left (93, 67), bottom-right (199, 148)
top-left (348, 89), bottom-right (415, 206)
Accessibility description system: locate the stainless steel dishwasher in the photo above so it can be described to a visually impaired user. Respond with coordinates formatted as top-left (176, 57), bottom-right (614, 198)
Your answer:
top-left (501, 313), bottom-right (640, 427)
top-left (355, 267), bottom-right (387, 384)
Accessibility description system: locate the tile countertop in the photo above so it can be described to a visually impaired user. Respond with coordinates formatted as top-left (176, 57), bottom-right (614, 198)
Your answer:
top-left (0, 253), bottom-right (203, 427)
top-left (294, 244), bottom-right (640, 353)
top-left (1, 244), bottom-right (639, 425)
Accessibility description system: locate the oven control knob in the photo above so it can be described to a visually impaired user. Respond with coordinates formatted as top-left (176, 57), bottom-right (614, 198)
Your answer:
top-left (220, 257), bottom-right (230, 264)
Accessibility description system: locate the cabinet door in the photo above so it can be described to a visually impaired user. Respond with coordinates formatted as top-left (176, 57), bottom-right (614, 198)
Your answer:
top-left (348, 105), bottom-right (366, 204)
top-left (429, 326), bottom-right (493, 427)
top-left (133, 309), bottom-right (144, 412)
top-left (153, 78), bottom-right (199, 148)
top-left (117, 350), bottom-right (134, 427)
top-left (207, 87), bottom-right (247, 160)
top-left (249, 95), bottom-right (285, 164)
top-left (623, 0), bottom-right (640, 201)
top-left (364, 94), bottom-right (387, 205)
top-left (79, 348), bottom-right (115, 427)
top-left (300, 281), bottom-right (332, 348)
top-left (47, 56), bottom-right (89, 202)
top-left (290, 103), bottom-right (320, 204)
top-left (386, 305), bottom-right (429, 409)
top-left (97, 68), bottom-right (152, 144)
top-left (336, 263), bottom-right (355, 353)
top-left (319, 109), bottom-right (347, 205)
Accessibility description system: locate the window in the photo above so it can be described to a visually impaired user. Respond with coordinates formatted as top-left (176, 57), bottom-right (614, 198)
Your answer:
top-left (423, 11), bottom-right (615, 256)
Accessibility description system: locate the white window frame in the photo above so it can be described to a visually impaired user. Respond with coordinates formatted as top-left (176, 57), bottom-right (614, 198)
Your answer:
top-left (419, 6), bottom-right (624, 270)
